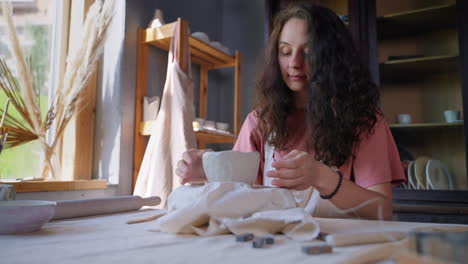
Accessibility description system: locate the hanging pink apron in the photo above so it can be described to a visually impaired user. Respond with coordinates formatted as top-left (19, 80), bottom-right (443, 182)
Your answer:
top-left (134, 22), bottom-right (197, 208)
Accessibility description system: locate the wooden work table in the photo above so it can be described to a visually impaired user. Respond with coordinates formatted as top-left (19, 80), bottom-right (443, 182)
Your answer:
top-left (1, 209), bottom-right (465, 263)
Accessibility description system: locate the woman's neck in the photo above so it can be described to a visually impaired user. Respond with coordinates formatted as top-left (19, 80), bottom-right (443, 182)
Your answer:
top-left (294, 90), bottom-right (308, 109)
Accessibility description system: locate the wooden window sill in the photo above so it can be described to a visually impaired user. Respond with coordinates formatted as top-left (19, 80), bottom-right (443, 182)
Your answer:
top-left (0, 180), bottom-right (107, 193)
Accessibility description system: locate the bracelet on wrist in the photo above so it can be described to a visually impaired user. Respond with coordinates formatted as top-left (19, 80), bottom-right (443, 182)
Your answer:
top-left (319, 169), bottom-right (343, 200)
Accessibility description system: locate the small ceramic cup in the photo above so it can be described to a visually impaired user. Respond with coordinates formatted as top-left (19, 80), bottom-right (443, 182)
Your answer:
top-left (202, 120), bottom-right (216, 130)
top-left (397, 113), bottom-right (412, 124)
top-left (202, 151), bottom-right (260, 185)
top-left (444, 110), bottom-right (462, 123)
top-left (0, 184), bottom-right (15, 200)
top-left (215, 122), bottom-right (229, 131)
top-left (193, 118), bottom-right (205, 130)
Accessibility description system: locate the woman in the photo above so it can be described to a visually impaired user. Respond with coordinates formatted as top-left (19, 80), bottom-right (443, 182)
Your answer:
top-left (176, 3), bottom-right (405, 220)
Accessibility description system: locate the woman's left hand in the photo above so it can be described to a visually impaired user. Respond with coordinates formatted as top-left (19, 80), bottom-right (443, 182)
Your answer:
top-left (266, 149), bottom-right (324, 190)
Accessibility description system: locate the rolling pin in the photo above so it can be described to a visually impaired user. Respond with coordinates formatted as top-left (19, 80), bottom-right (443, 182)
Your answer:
top-left (325, 231), bottom-right (406, 247)
top-left (51, 195), bottom-right (161, 220)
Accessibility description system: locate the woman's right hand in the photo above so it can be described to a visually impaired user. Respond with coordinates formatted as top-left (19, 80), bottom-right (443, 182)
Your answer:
top-left (175, 149), bottom-right (212, 184)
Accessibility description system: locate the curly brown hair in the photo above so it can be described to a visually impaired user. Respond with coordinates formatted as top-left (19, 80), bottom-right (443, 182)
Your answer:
top-left (256, 2), bottom-right (381, 166)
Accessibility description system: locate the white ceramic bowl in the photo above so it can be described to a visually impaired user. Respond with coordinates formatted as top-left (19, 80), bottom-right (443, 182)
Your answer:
top-left (210, 41), bottom-right (231, 55)
top-left (0, 200), bottom-right (57, 234)
top-left (215, 122), bottom-right (229, 131)
top-left (202, 120), bottom-right (216, 130)
top-left (191, 32), bottom-right (210, 43)
top-left (202, 151), bottom-right (260, 185)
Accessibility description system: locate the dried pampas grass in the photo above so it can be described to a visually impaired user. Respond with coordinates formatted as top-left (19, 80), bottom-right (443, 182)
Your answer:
top-left (0, 0), bottom-right (115, 179)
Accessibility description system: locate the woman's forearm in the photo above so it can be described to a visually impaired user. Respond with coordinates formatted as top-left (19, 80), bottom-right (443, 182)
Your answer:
top-left (315, 167), bottom-right (393, 220)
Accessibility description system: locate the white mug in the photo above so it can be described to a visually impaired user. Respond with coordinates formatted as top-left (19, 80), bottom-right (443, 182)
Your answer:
top-left (397, 114), bottom-right (412, 124)
top-left (444, 110), bottom-right (462, 123)
top-left (215, 122), bottom-right (229, 131)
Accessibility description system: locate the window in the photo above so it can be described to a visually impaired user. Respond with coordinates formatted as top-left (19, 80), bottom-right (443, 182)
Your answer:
top-left (0, 0), bottom-right (69, 180)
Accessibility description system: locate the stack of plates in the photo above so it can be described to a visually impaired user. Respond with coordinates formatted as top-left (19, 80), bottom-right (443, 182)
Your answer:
top-left (414, 156), bottom-right (431, 189)
top-left (426, 160), bottom-right (454, 190)
top-left (407, 160), bottom-right (417, 189)
top-left (406, 157), bottom-right (454, 190)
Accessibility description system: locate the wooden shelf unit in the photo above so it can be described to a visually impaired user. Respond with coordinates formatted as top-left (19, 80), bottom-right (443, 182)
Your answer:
top-left (390, 122), bottom-right (463, 129)
top-left (377, 0), bottom-right (467, 191)
top-left (377, 2), bottom-right (456, 40)
top-left (133, 18), bottom-right (242, 186)
top-left (380, 54), bottom-right (459, 80)
top-left (138, 120), bottom-right (237, 144)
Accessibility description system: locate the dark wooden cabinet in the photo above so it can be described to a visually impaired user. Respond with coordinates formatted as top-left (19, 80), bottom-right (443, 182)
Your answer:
top-left (265, 0), bottom-right (468, 223)
top-left (374, 0), bottom-right (468, 224)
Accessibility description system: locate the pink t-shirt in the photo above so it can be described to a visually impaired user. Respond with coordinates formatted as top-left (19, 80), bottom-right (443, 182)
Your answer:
top-left (233, 110), bottom-right (406, 188)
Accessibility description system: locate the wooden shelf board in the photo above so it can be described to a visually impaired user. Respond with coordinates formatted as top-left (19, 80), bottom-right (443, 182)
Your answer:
top-left (195, 130), bottom-right (237, 144)
top-left (383, 2), bottom-right (455, 19)
top-left (380, 54), bottom-right (459, 80)
top-left (0, 180), bottom-right (107, 193)
top-left (378, 3), bottom-right (456, 39)
top-left (384, 54), bottom-right (458, 65)
top-left (390, 122), bottom-right (463, 129)
top-left (143, 22), bottom-right (174, 41)
top-left (142, 22), bottom-right (235, 67)
top-left (139, 121), bottom-right (237, 143)
top-left (189, 37), bottom-right (234, 63)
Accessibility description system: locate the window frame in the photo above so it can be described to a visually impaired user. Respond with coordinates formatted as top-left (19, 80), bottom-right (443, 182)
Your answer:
top-left (59, 0), bottom-right (98, 182)
top-left (0, 0), bottom-right (104, 192)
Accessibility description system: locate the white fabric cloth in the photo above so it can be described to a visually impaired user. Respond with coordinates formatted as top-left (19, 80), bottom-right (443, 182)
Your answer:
top-left (153, 182), bottom-right (320, 241)
top-left (134, 22), bottom-right (197, 208)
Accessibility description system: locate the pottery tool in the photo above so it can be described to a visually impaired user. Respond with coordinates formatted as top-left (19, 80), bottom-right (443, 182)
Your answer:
top-left (263, 236), bottom-right (275, 245)
top-left (236, 233), bottom-right (254, 242)
top-left (251, 236), bottom-right (275, 248)
top-left (302, 243), bottom-right (333, 255)
top-left (252, 237), bottom-right (267, 248)
top-left (325, 231), bottom-right (406, 247)
top-left (126, 210), bottom-right (166, 224)
top-left (0, 98), bottom-right (10, 129)
top-left (52, 195), bottom-right (161, 220)
top-left (0, 98), bottom-right (11, 153)
top-left (0, 129), bottom-right (7, 153)
top-left (0, 184), bottom-right (16, 200)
